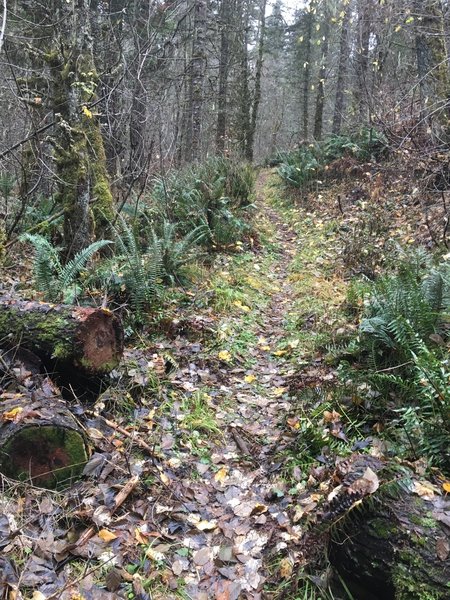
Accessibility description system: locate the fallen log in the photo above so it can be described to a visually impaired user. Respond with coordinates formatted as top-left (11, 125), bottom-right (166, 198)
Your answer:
top-left (0, 297), bottom-right (124, 374)
top-left (0, 352), bottom-right (89, 487)
top-left (328, 470), bottom-right (450, 600)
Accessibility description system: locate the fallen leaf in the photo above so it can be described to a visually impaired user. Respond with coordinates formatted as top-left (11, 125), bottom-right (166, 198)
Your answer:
top-left (218, 350), bottom-right (232, 362)
top-left (215, 466), bottom-right (229, 483)
top-left (146, 547), bottom-right (166, 562)
top-left (436, 537), bottom-right (449, 561)
top-left (195, 519), bottom-right (218, 532)
top-left (244, 374), bottom-right (256, 384)
top-left (193, 547), bottom-right (212, 566)
top-left (279, 557), bottom-right (293, 579)
top-left (412, 481), bottom-right (435, 500)
top-left (98, 529), bottom-right (117, 543)
top-left (2, 407), bottom-right (23, 421)
top-left (273, 387), bottom-right (287, 397)
top-left (442, 481), bottom-right (450, 493)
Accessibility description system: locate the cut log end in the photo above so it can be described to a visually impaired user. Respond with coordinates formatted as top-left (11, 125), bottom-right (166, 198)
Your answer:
top-left (75, 309), bottom-right (123, 373)
top-left (1, 425), bottom-right (88, 488)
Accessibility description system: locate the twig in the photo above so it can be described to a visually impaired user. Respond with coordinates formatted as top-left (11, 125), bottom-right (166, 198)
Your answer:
top-left (96, 413), bottom-right (154, 456)
top-left (62, 474), bottom-right (139, 555)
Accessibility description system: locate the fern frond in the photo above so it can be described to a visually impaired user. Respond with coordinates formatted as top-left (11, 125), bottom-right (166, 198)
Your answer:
top-left (59, 240), bottom-right (112, 293)
top-left (20, 233), bottom-right (62, 300)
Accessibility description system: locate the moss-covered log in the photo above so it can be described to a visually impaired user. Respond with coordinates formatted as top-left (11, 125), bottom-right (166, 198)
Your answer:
top-left (0, 297), bottom-right (123, 374)
top-left (0, 378), bottom-right (89, 488)
top-left (329, 483), bottom-right (450, 600)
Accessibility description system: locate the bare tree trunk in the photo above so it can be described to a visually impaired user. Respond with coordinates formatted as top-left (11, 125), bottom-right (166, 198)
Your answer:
top-left (247, 0), bottom-right (267, 162)
top-left (415, 0), bottom-right (450, 143)
top-left (302, 3), bottom-right (314, 140)
top-left (313, 1), bottom-right (330, 140)
top-left (354, 0), bottom-right (373, 123)
top-left (236, 0), bottom-right (251, 158)
top-left (332, 2), bottom-right (351, 134)
top-left (216, 0), bottom-right (232, 154)
top-left (191, 0), bottom-right (207, 162)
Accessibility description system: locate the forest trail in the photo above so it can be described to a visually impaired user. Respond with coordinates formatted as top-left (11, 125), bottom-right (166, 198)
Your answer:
top-left (156, 170), bottom-right (310, 599)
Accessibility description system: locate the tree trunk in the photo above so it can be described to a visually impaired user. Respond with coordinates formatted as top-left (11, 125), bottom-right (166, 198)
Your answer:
top-left (415, 0), bottom-right (450, 143)
top-left (313, 2), bottom-right (330, 140)
top-left (301, 4), bottom-right (314, 141)
top-left (0, 367), bottom-right (89, 488)
top-left (247, 0), bottom-right (267, 162)
top-left (47, 0), bottom-right (115, 257)
top-left (216, 0), bottom-right (232, 154)
top-left (237, 0), bottom-right (251, 159)
top-left (354, 0), bottom-right (372, 123)
top-left (328, 464), bottom-right (450, 599)
top-left (0, 297), bottom-right (124, 374)
top-left (191, 0), bottom-right (207, 162)
top-left (332, 3), bottom-right (351, 134)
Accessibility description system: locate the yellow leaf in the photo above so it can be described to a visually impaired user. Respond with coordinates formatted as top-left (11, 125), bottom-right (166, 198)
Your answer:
top-left (443, 481), bottom-right (450, 493)
top-left (261, 345), bottom-right (271, 352)
top-left (273, 349), bottom-right (288, 357)
top-left (195, 519), bottom-right (218, 531)
top-left (82, 105), bottom-right (93, 118)
top-left (279, 557), bottom-right (293, 579)
top-left (214, 466), bottom-right (229, 483)
top-left (2, 407), bottom-right (23, 421)
top-left (394, 24), bottom-right (401, 32)
top-left (218, 350), bottom-right (232, 362)
top-left (135, 528), bottom-right (148, 545)
top-left (244, 374), bottom-right (256, 383)
top-left (405, 16), bottom-right (414, 24)
top-left (273, 387), bottom-right (287, 397)
top-left (98, 529), bottom-right (117, 542)
top-left (32, 593), bottom-right (47, 600)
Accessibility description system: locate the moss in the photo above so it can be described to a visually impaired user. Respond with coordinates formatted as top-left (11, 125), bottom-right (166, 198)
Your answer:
top-left (393, 562), bottom-right (442, 600)
top-left (1, 426), bottom-right (88, 489)
top-left (368, 517), bottom-right (399, 540)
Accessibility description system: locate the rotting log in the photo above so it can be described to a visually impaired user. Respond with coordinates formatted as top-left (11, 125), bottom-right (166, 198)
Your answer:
top-left (328, 482), bottom-right (450, 600)
top-left (0, 297), bottom-right (124, 375)
top-left (0, 374), bottom-right (89, 488)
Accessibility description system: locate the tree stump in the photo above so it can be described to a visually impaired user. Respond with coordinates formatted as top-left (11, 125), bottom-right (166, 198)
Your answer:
top-left (0, 297), bottom-right (124, 374)
top-left (329, 481), bottom-right (450, 599)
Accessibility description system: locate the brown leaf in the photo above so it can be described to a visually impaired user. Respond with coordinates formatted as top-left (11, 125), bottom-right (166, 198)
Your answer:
top-left (193, 547), bottom-right (212, 566)
top-left (436, 538), bottom-right (449, 561)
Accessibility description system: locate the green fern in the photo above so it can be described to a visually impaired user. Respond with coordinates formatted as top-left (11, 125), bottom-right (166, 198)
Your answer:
top-left (149, 220), bottom-right (207, 285)
top-left (21, 233), bottom-right (112, 303)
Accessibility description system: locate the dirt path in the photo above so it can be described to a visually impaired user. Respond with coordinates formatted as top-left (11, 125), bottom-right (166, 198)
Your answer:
top-left (159, 171), bottom-right (303, 599)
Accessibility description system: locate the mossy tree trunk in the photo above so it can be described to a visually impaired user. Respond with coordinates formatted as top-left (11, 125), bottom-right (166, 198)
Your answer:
top-left (329, 487), bottom-right (450, 600)
top-left (46, 0), bottom-right (115, 257)
top-left (0, 297), bottom-right (124, 375)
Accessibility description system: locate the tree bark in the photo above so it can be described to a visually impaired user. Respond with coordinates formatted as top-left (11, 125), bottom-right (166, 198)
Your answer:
top-left (328, 468), bottom-right (450, 599)
top-left (415, 0), bottom-right (450, 143)
top-left (247, 0), bottom-right (267, 162)
top-left (0, 297), bottom-right (124, 374)
top-left (301, 3), bottom-right (314, 140)
top-left (0, 371), bottom-right (89, 488)
top-left (332, 2), bottom-right (351, 134)
top-left (191, 0), bottom-right (207, 162)
top-left (216, 0), bottom-right (232, 154)
top-left (47, 0), bottom-right (115, 257)
top-left (313, 1), bottom-right (330, 140)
